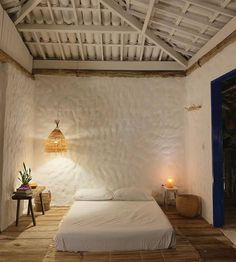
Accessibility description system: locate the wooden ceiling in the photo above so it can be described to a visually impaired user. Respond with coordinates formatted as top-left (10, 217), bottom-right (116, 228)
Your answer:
top-left (1, 0), bottom-right (236, 71)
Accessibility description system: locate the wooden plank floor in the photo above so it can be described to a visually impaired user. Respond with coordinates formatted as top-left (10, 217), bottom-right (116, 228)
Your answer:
top-left (0, 206), bottom-right (236, 262)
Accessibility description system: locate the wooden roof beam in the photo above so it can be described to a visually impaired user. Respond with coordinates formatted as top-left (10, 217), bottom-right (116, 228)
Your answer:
top-left (14, 0), bottom-right (42, 25)
top-left (185, 0), bottom-right (236, 17)
top-left (139, 0), bottom-right (156, 61)
top-left (71, 0), bottom-right (85, 61)
top-left (100, 0), bottom-right (188, 67)
top-left (17, 24), bottom-right (136, 33)
top-left (33, 60), bottom-right (185, 71)
top-left (188, 16), bottom-right (236, 68)
top-left (130, 10), bottom-right (210, 41)
top-left (156, 4), bottom-right (223, 30)
top-left (131, 0), bottom-right (223, 30)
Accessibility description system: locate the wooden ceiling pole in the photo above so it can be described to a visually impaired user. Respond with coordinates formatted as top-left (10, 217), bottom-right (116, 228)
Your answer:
top-left (46, 0), bottom-right (65, 60)
top-left (33, 60), bottom-right (185, 71)
top-left (14, 0), bottom-right (42, 25)
top-left (184, 0), bottom-right (235, 17)
top-left (32, 32), bottom-right (46, 59)
top-left (132, 0), bottom-right (222, 31)
top-left (185, 0), bottom-right (233, 53)
top-left (71, 0), bottom-right (85, 61)
top-left (130, 10), bottom-right (211, 41)
top-left (188, 16), bottom-right (236, 68)
top-left (100, 0), bottom-right (188, 68)
top-left (17, 24), bottom-right (136, 33)
top-left (167, 2), bottom-right (190, 44)
top-left (97, 0), bottom-right (104, 61)
top-left (139, 0), bottom-right (156, 61)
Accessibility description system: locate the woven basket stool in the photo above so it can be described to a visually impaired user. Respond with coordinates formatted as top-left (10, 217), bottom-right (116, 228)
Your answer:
top-left (176, 194), bottom-right (201, 218)
top-left (35, 191), bottom-right (51, 212)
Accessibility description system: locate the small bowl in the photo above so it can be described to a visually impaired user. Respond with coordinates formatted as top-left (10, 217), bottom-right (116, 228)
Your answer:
top-left (29, 184), bottom-right (38, 189)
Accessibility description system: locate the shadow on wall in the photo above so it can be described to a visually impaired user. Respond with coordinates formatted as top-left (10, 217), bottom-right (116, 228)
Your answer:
top-left (32, 76), bottom-right (185, 205)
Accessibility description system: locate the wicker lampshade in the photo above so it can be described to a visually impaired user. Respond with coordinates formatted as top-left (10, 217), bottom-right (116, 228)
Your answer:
top-left (45, 120), bottom-right (67, 153)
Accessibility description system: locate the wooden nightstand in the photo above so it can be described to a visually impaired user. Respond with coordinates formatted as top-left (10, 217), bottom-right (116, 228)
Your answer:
top-left (12, 186), bottom-right (46, 226)
top-left (163, 186), bottom-right (178, 207)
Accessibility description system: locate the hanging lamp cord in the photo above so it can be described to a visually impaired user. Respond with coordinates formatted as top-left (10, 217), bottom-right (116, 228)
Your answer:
top-left (55, 120), bottom-right (60, 128)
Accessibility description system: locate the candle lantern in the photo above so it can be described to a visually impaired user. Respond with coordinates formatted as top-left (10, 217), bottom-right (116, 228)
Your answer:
top-left (166, 177), bottom-right (174, 188)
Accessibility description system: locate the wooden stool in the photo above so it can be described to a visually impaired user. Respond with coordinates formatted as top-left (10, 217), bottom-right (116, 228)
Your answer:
top-left (12, 186), bottom-right (46, 226)
top-left (163, 186), bottom-right (178, 207)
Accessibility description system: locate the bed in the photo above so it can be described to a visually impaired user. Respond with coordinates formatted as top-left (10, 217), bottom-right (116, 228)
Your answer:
top-left (55, 198), bottom-right (176, 252)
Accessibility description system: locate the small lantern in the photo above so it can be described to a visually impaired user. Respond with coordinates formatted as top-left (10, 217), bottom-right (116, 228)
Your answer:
top-left (166, 177), bottom-right (174, 188)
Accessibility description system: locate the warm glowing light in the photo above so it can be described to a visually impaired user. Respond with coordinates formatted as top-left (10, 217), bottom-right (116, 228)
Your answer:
top-left (45, 120), bottom-right (67, 153)
top-left (166, 177), bottom-right (174, 188)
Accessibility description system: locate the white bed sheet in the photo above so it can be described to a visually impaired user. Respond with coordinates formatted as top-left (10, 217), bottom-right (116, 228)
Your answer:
top-left (55, 200), bottom-right (176, 252)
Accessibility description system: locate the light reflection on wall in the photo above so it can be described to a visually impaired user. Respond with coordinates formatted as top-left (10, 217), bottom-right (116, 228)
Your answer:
top-left (33, 75), bottom-right (186, 205)
top-left (34, 156), bottom-right (108, 205)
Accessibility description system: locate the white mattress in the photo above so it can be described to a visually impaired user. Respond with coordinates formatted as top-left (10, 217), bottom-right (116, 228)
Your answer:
top-left (55, 200), bottom-right (175, 252)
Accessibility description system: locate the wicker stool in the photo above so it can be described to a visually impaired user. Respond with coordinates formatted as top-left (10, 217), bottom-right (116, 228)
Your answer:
top-left (176, 194), bottom-right (201, 218)
top-left (35, 191), bottom-right (51, 212)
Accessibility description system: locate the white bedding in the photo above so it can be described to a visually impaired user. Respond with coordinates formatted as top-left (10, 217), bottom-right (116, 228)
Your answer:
top-left (55, 200), bottom-right (176, 252)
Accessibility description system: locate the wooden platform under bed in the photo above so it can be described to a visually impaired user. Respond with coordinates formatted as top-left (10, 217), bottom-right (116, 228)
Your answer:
top-left (0, 206), bottom-right (236, 262)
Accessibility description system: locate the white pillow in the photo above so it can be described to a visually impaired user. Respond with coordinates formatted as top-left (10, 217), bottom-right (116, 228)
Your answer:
top-left (113, 187), bottom-right (153, 201)
top-left (74, 188), bottom-right (113, 201)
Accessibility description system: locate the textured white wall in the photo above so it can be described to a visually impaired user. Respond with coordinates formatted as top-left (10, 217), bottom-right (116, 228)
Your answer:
top-left (33, 75), bottom-right (186, 205)
top-left (0, 63), bottom-right (6, 231)
top-left (0, 64), bottom-right (34, 231)
top-left (185, 41), bottom-right (236, 223)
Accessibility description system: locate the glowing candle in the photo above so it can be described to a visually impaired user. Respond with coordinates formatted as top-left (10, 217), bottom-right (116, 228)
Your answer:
top-left (166, 177), bottom-right (174, 188)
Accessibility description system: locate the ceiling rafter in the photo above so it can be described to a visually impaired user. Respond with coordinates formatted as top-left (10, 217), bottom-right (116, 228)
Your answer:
top-left (100, 0), bottom-right (188, 67)
top-left (1, 0), bottom-right (235, 71)
top-left (188, 13), bottom-right (236, 68)
top-left (173, 47), bottom-right (194, 57)
top-left (119, 1), bottom-right (128, 61)
top-left (97, 1), bottom-right (104, 61)
top-left (120, 33), bottom-right (124, 61)
top-left (152, 20), bottom-right (209, 41)
top-left (32, 32), bottom-right (46, 59)
top-left (158, 4), bottom-right (222, 30)
top-left (46, 0), bottom-right (65, 60)
top-left (33, 60), bottom-right (185, 71)
top-left (154, 31), bottom-right (202, 49)
top-left (14, 0), bottom-right (42, 25)
top-left (131, 0), bottom-right (222, 30)
top-left (222, 0), bottom-right (232, 6)
top-left (166, 2), bottom-right (190, 45)
top-left (141, 0), bottom-right (156, 34)
top-left (130, 0), bottom-right (235, 57)
top-left (17, 24), bottom-right (136, 33)
top-left (129, 10), bottom-right (211, 41)
top-left (184, 0), bottom-right (236, 17)
top-left (139, 37), bottom-right (145, 61)
top-left (26, 42), bottom-right (159, 49)
top-left (185, 0), bottom-right (233, 53)
top-left (71, 0), bottom-right (85, 61)
top-left (139, 0), bottom-right (156, 61)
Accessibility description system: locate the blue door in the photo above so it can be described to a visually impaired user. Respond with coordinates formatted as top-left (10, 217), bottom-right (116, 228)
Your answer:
top-left (211, 68), bottom-right (236, 227)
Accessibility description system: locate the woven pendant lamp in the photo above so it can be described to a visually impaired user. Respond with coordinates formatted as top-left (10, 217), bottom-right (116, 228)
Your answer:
top-left (45, 120), bottom-right (67, 153)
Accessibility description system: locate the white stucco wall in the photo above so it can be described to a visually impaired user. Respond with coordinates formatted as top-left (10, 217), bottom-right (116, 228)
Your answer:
top-left (0, 63), bottom-right (6, 231)
top-left (0, 64), bottom-right (34, 231)
top-left (33, 75), bottom-right (186, 205)
top-left (185, 41), bottom-right (236, 223)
